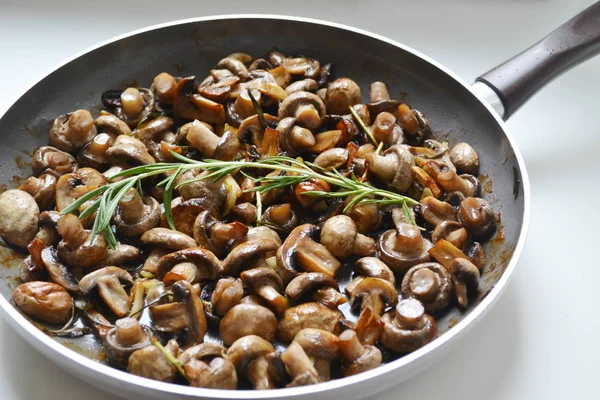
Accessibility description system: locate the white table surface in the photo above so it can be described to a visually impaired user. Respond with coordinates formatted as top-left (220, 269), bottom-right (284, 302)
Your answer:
top-left (1, 0), bottom-right (599, 399)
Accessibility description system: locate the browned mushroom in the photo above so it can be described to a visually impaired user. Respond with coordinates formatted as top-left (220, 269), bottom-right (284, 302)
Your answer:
top-left (19, 173), bottom-right (57, 211)
top-left (275, 117), bottom-right (316, 155)
top-left (420, 197), bottom-right (457, 227)
top-left (277, 302), bottom-right (341, 343)
top-left (285, 273), bottom-right (346, 309)
top-left (97, 244), bottom-right (143, 269)
top-left (12, 281), bottom-right (73, 325)
top-left (416, 157), bottom-right (480, 197)
top-left (40, 246), bottom-right (79, 292)
top-left (380, 298), bottom-right (437, 353)
top-left (128, 339), bottom-right (180, 383)
top-left (155, 247), bottom-right (221, 284)
top-left (281, 341), bottom-right (320, 387)
top-left (153, 72), bottom-right (177, 104)
top-left (278, 91), bottom-right (326, 130)
top-left (185, 357), bottom-right (238, 389)
top-left (458, 197), bottom-right (497, 239)
top-left (115, 87), bottom-right (155, 128)
top-left (105, 135), bottom-right (156, 167)
top-left (338, 329), bottom-right (382, 377)
top-left (241, 267), bottom-right (287, 317)
top-left (212, 277), bottom-right (244, 316)
top-left (134, 116), bottom-right (174, 145)
top-left (367, 145), bottom-right (415, 193)
top-left (401, 262), bottom-right (452, 314)
top-left (54, 167), bottom-right (105, 212)
top-left (432, 220), bottom-right (470, 250)
top-left (345, 202), bottom-right (382, 234)
top-left (230, 202), bottom-right (258, 225)
top-left (220, 304), bottom-right (277, 346)
top-left (320, 215), bottom-right (375, 259)
top-left (0, 189), bottom-right (39, 248)
top-left (346, 277), bottom-right (398, 316)
top-left (325, 78), bottom-right (362, 115)
top-left (77, 133), bottom-right (115, 170)
top-left (222, 239), bottom-right (279, 277)
top-left (449, 142), bottom-right (479, 175)
top-left (354, 257), bottom-right (396, 286)
top-left (377, 222), bottom-right (432, 275)
top-left (313, 147), bottom-right (350, 170)
top-left (285, 78), bottom-right (318, 95)
top-left (140, 228), bottom-right (197, 250)
top-left (49, 110), bottom-right (97, 153)
top-left (293, 328), bottom-right (339, 381)
top-left (79, 267), bottom-right (133, 317)
top-left (56, 214), bottom-right (107, 268)
top-left (113, 188), bottom-right (161, 237)
top-left (450, 258), bottom-right (480, 309)
top-left (371, 112), bottom-right (403, 146)
top-left (32, 146), bottom-right (77, 177)
top-left (103, 317), bottom-right (153, 365)
top-left (226, 335), bottom-right (275, 390)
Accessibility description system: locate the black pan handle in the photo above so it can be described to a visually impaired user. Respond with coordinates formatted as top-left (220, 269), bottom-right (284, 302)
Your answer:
top-left (476, 1), bottom-right (600, 120)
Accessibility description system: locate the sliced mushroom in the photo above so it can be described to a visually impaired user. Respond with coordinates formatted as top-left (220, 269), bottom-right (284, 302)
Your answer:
top-left (401, 262), bottom-right (452, 314)
top-left (12, 281), bottom-right (73, 325)
top-left (320, 215), bottom-right (375, 259)
top-left (285, 272), bottom-right (346, 309)
top-left (0, 189), bottom-right (39, 248)
top-left (19, 173), bottom-right (57, 211)
top-left (458, 197), bottom-right (497, 239)
top-left (346, 277), bottom-right (398, 316)
top-left (377, 224), bottom-right (432, 275)
top-left (115, 87), bottom-right (155, 128)
top-left (155, 247), bottom-right (222, 284)
top-left (276, 117), bottom-right (316, 155)
top-left (417, 157), bottom-right (479, 197)
top-left (367, 145), bottom-right (414, 193)
top-left (220, 304), bottom-right (277, 346)
top-left (128, 339), bottom-right (179, 383)
top-left (449, 142), bottom-right (479, 175)
top-left (226, 335), bottom-right (275, 390)
top-left (420, 197), bottom-right (457, 227)
top-left (172, 279), bottom-right (207, 345)
top-left (380, 298), bottom-right (437, 353)
top-left (56, 214), bottom-right (107, 268)
top-left (40, 246), bottom-right (79, 292)
top-left (277, 302), bottom-right (341, 343)
top-left (278, 91), bottom-right (326, 130)
top-left (293, 328), bottom-right (339, 381)
top-left (281, 341), bottom-right (320, 387)
top-left (49, 110), bottom-right (97, 153)
top-left (103, 318), bottom-right (153, 365)
top-left (354, 257), bottom-right (396, 286)
top-left (79, 267), bottom-right (133, 317)
top-left (185, 357), bottom-right (238, 389)
top-left (114, 188), bottom-right (161, 237)
top-left (432, 220), bottom-right (471, 250)
top-left (212, 277), bottom-right (244, 316)
top-left (338, 329), bottom-right (382, 377)
top-left (140, 228), bottom-right (197, 250)
top-left (450, 258), bottom-right (480, 309)
top-left (32, 146), bottom-right (77, 177)
top-left (325, 78), bottom-right (362, 115)
top-left (222, 239), bottom-right (279, 277)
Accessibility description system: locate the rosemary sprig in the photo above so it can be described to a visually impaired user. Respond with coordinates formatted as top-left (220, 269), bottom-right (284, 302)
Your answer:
top-left (60, 153), bottom-right (420, 246)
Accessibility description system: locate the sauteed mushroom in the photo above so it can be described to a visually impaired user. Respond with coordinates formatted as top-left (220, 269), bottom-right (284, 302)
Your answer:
top-left (212, 277), bottom-right (244, 316)
top-left (339, 329), bottom-right (382, 376)
top-left (79, 267), bottom-right (133, 317)
top-left (458, 197), bottom-right (497, 239)
top-left (367, 145), bottom-right (414, 192)
top-left (278, 302), bottom-right (341, 343)
top-left (56, 214), bottom-right (107, 268)
top-left (114, 188), bottom-right (161, 237)
top-left (49, 110), bottom-right (97, 152)
top-left (226, 335), bottom-right (275, 390)
top-left (285, 272), bottom-right (346, 309)
top-left (293, 328), bottom-right (339, 381)
top-left (0, 189), bottom-right (39, 248)
top-left (377, 224), bottom-right (432, 275)
top-left (241, 267), bottom-right (287, 317)
top-left (401, 262), bottom-right (452, 314)
top-left (278, 91), bottom-right (326, 130)
top-left (220, 304), bottom-right (277, 346)
top-left (103, 318), bottom-right (153, 365)
top-left (281, 341), bottom-right (320, 387)
top-left (186, 357), bottom-right (238, 389)
top-left (449, 142), bottom-right (479, 175)
top-left (32, 146), bottom-right (77, 176)
top-left (19, 173), bottom-right (57, 211)
top-left (381, 298), bottom-right (437, 353)
top-left (320, 215), bottom-right (375, 259)
top-left (12, 281), bottom-right (72, 325)
top-left (325, 78), bottom-right (362, 115)
top-left (128, 339), bottom-right (179, 383)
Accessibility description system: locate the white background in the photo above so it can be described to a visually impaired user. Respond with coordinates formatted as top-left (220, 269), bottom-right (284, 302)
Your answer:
top-left (1, 0), bottom-right (599, 399)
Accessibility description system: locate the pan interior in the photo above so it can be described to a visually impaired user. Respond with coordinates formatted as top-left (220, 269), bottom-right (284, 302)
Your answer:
top-left (0, 16), bottom-right (524, 378)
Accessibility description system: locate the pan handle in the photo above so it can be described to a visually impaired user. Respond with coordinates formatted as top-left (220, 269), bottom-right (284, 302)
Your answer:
top-left (475, 1), bottom-right (600, 120)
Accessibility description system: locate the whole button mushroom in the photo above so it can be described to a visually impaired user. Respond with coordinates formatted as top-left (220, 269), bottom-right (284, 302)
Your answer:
top-left (401, 262), bottom-right (453, 314)
top-left (49, 110), bottom-right (97, 153)
top-left (226, 335), bottom-right (275, 390)
top-left (277, 302), bottom-right (342, 343)
top-left (449, 142), bottom-right (479, 175)
top-left (185, 357), bottom-right (238, 389)
top-left (79, 266), bottom-right (134, 317)
top-left (320, 215), bottom-right (375, 259)
top-left (354, 257), bottom-right (396, 286)
top-left (380, 298), bottom-right (437, 353)
top-left (458, 197), bottom-right (497, 239)
top-left (313, 147), bottom-right (350, 171)
top-left (377, 223), bottom-right (432, 275)
top-left (113, 188), bottom-right (161, 237)
top-left (140, 228), bottom-right (197, 251)
top-left (293, 328), bottom-right (339, 382)
top-left (367, 145), bottom-right (415, 193)
top-left (31, 146), bottom-right (77, 177)
top-left (324, 78), bottom-right (362, 115)
top-left (56, 214), bottom-right (108, 268)
top-left (220, 304), bottom-right (277, 346)
top-left (278, 91), bottom-right (326, 130)
top-left (0, 189), bottom-right (39, 248)
top-left (451, 258), bottom-right (481, 309)
top-left (103, 317), bottom-right (153, 365)
top-left (12, 281), bottom-right (73, 325)
top-left (346, 277), bottom-right (398, 316)
top-left (54, 168), bottom-right (106, 212)
top-left (115, 87), bottom-right (155, 128)
top-left (212, 277), bottom-right (244, 316)
top-left (281, 341), bottom-right (320, 387)
top-left (240, 267), bottom-right (288, 317)
top-left (94, 111), bottom-right (132, 136)
top-left (345, 202), bottom-right (382, 234)
top-left (128, 339), bottom-right (180, 383)
top-left (285, 78), bottom-right (318, 95)
top-left (105, 135), bottom-right (156, 167)
top-left (338, 329), bottom-right (382, 377)
top-left (285, 272), bottom-right (347, 309)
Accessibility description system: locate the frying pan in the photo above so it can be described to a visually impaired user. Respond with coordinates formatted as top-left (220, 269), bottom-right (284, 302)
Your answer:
top-left (0, 2), bottom-right (598, 399)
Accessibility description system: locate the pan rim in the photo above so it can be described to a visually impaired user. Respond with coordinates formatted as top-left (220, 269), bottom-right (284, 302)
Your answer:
top-left (0, 13), bottom-right (531, 399)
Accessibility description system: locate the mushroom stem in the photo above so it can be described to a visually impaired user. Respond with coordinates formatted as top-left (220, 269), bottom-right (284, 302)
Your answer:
top-left (247, 357), bottom-right (275, 390)
top-left (256, 286), bottom-right (288, 316)
top-left (370, 82), bottom-right (390, 102)
top-left (339, 330), bottom-right (365, 362)
top-left (67, 110), bottom-right (95, 141)
top-left (366, 153), bottom-right (396, 184)
top-left (313, 358), bottom-right (332, 382)
top-left (394, 299), bottom-right (426, 330)
top-left (56, 214), bottom-right (87, 250)
top-left (97, 278), bottom-right (131, 317)
top-left (281, 341), bottom-right (317, 378)
top-left (362, 295), bottom-right (386, 316)
top-left (115, 317), bottom-right (145, 347)
top-left (392, 224), bottom-right (424, 254)
top-left (121, 88), bottom-right (145, 117)
top-left (294, 104), bottom-right (321, 129)
top-left (186, 120), bottom-right (220, 157)
top-left (118, 189), bottom-right (146, 224)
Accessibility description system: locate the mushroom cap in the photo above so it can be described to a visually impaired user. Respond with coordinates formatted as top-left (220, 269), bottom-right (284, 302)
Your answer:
top-left (128, 344), bottom-right (177, 383)
top-left (12, 281), bottom-right (73, 325)
top-left (324, 78), bottom-right (362, 115)
top-left (285, 272), bottom-right (339, 302)
top-left (354, 257), bottom-right (396, 286)
top-left (380, 299), bottom-right (438, 353)
top-left (32, 146), bottom-right (77, 177)
top-left (401, 262), bottom-right (452, 314)
top-left (40, 246), bottom-right (79, 292)
top-left (377, 229), bottom-right (432, 275)
top-left (95, 112), bottom-right (131, 136)
top-left (278, 91), bottom-right (326, 125)
top-left (0, 189), bottom-right (39, 248)
top-left (178, 342), bottom-right (227, 365)
top-left (78, 267), bottom-right (134, 292)
top-left (185, 357), bottom-right (238, 389)
top-left (114, 196), bottom-right (161, 237)
top-left (451, 258), bottom-right (480, 289)
top-left (101, 244), bottom-right (143, 268)
top-left (449, 142), bottom-right (479, 175)
top-left (220, 304), bottom-right (277, 346)
top-left (222, 239), bottom-right (279, 277)
top-left (458, 197), bottom-right (497, 239)
top-left (105, 135), bottom-right (156, 166)
top-left (19, 173), bottom-right (57, 211)
top-left (155, 247), bottom-right (222, 282)
top-left (347, 277), bottom-right (399, 311)
top-left (226, 335), bottom-right (275, 373)
top-left (246, 226), bottom-right (282, 246)
top-left (140, 228), bottom-right (197, 250)
top-left (277, 302), bottom-right (341, 343)
top-left (240, 267), bottom-right (284, 293)
top-left (432, 220), bottom-right (471, 250)
top-left (293, 328), bottom-right (339, 361)
top-left (320, 215), bottom-right (357, 259)
top-left (57, 232), bottom-right (108, 269)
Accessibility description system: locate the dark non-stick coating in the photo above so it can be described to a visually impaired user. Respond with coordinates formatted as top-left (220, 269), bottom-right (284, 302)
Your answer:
top-left (0, 16), bottom-right (525, 386)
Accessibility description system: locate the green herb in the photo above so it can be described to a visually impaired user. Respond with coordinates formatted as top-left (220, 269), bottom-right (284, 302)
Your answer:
top-left (151, 338), bottom-right (188, 380)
